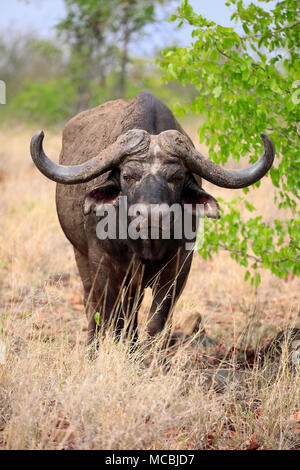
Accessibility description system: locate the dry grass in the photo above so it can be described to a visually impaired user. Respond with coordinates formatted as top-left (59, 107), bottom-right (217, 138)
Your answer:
top-left (0, 124), bottom-right (299, 450)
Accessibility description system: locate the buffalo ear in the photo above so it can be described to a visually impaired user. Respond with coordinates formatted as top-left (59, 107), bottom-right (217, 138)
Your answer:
top-left (182, 183), bottom-right (220, 219)
top-left (83, 181), bottom-right (120, 215)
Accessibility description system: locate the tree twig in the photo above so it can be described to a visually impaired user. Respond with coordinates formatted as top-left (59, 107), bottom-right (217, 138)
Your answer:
top-left (216, 243), bottom-right (300, 265)
top-left (241, 20), bottom-right (300, 40)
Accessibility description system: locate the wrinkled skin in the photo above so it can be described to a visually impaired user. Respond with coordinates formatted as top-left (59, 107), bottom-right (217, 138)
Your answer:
top-left (56, 92), bottom-right (219, 345)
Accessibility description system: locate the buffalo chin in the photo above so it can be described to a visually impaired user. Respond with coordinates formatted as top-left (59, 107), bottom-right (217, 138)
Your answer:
top-left (130, 238), bottom-right (179, 263)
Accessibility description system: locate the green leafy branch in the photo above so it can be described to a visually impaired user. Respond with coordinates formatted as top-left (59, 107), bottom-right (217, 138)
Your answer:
top-left (159, 0), bottom-right (300, 284)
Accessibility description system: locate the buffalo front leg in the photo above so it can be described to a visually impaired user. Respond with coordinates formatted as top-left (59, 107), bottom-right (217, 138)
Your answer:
top-left (121, 289), bottom-right (145, 344)
top-left (73, 248), bottom-right (96, 343)
top-left (73, 248), bottom-right (106, 345)
top-left (147, 249), bottom-right (193, 340)
top-left (74, 248), bottom-right (125, 345)
top-left (87, 254), bottom-right (128, 345)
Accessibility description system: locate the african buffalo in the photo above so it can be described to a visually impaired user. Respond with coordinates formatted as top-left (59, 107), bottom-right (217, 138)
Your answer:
top-left (30, 92), bottom-right (275, 345)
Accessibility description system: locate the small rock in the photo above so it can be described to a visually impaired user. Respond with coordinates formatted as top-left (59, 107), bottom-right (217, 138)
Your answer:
top-left (47, 273), bottom-right (71, 286)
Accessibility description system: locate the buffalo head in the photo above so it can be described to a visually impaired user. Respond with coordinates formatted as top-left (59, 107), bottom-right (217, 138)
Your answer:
top-left (30, 129), bottom-right (275, 261)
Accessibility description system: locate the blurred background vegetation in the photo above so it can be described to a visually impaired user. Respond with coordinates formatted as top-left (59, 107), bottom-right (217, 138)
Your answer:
top-left (0, 0), bottom-right (197, 125)
top-left (0, 0), bottom-right (298, 282)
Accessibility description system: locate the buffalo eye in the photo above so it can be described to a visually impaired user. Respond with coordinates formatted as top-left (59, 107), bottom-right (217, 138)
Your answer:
top-left (167, 171), bottom-right (185, 184)
top-left (123, 173), bottom-right (141, 183)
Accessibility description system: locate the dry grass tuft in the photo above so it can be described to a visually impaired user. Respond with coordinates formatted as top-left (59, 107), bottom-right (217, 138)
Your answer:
top-left (0, 125), bottom-right (299, 450)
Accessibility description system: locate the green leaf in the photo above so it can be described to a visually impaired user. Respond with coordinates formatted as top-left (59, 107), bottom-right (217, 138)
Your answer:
top-left (212, 85), bottom-right (222, 98)
top-left (167, 63), bottom-right (178, 80)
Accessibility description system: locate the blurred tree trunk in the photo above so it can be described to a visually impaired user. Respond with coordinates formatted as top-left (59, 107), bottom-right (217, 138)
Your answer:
top-left (119, 28), bottom-right (130, 98)
top-left (76, 85), bottom-right (90, 113)
top-left (118, 2), bottom-right (131, 98)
